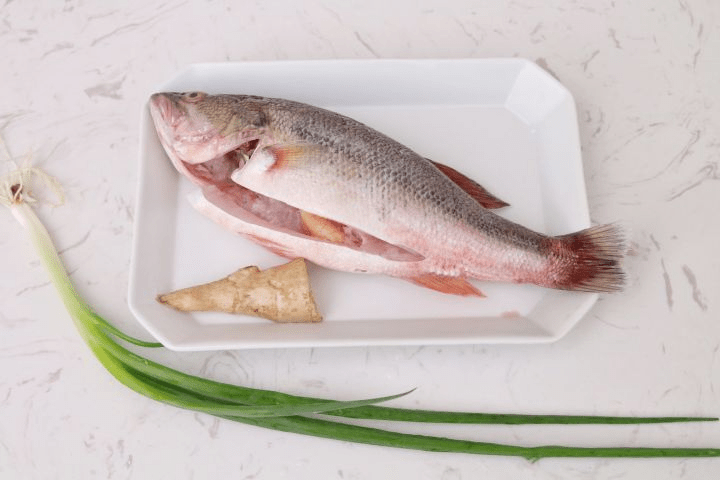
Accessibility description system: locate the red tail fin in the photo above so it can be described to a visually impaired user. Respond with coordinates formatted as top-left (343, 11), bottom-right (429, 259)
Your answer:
top-left (545, 224), bottom-right (626, 293)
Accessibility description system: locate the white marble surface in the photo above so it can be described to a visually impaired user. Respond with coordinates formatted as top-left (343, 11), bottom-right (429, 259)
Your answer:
top-left (1, 0), bottom-right (719, 478)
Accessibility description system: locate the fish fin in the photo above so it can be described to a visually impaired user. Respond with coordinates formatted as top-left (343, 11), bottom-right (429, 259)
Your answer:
top-left (265, 144), bottom-right (322, 171)
top-left (301, 210), bottom-right (424, 262)
top-left (428, 159), bottom-right (510, 209)
top-left (545, 224), bottom-right (626, 293)
top-left (231, 145), bottom-right (320, 178)
top-left (406, 274), bottom-right (485, 297)
top-left (301, 211), bottom-right (346, 244)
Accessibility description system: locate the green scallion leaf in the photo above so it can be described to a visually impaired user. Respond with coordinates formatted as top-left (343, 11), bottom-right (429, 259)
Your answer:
top-left (4, 164), bottom-right (719, 460)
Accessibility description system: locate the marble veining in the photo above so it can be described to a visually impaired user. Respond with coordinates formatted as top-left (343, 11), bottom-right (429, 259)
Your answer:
top-left (2, 0), bottom-right (720, 479)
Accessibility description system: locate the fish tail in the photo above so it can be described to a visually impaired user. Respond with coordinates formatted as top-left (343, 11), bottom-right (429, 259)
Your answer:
top-left (544, 224), bottom-right (626, 293)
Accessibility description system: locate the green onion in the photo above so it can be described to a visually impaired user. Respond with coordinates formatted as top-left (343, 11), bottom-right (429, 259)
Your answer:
top-left (3, 164), bottom-right (719, 460)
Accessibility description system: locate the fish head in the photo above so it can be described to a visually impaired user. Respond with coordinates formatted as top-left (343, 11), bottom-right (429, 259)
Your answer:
top-left (149, 92), bottom-right (265, 186)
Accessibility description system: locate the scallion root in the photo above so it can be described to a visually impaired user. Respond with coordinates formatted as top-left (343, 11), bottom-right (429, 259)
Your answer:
top-left (0, 164), bottom-right (64, 207)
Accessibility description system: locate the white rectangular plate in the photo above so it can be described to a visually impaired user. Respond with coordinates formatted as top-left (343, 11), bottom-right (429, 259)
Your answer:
top-left (128, 59), bottom-right (597, 351)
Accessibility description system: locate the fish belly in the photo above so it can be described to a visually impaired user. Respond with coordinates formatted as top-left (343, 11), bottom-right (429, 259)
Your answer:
top-left (189, 189), bottom-right (426, 277)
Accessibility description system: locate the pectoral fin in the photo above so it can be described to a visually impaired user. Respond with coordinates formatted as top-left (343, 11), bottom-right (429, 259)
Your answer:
top-left (230, 144), bottom-right (322, 184)
top-left (406, 274), bottom-right (485, 297)
top-left (301, 211), bottom-right (346, 244)
top-left (265, 144), bottom-right (320, 170)
top-left (300, 209), bottom-right (424, 262)
top-left (429, 159), bottom-right (509, 209)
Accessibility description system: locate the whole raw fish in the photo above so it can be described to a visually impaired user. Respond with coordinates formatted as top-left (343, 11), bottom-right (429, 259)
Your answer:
top-left (149, 91), bottom-right (624, 296)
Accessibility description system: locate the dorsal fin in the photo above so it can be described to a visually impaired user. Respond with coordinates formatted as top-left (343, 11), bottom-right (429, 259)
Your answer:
top-left (428, 159), bottom-right (509, 209)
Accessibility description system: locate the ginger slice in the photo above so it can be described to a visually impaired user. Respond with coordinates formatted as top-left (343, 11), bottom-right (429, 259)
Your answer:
top-left (156, 258), bottom-right (322, 323)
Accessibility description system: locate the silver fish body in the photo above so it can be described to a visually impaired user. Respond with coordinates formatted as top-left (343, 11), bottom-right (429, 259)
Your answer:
top-left (149, 92), bottom-right (624, 295)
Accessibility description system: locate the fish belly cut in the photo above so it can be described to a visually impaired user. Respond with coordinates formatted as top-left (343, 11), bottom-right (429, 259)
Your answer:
top-left (190, 188), bottom-right (428, 277)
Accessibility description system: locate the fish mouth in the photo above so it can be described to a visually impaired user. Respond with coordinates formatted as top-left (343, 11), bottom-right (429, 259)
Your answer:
top-left (150, 92), bottom-right (233, 183)
top-left (183, 146), bottom-right (423, 263)
top-left (150, 93), bottom-right (182, 127)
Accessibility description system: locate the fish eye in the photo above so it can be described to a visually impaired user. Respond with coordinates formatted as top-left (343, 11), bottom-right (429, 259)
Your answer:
top-left (182, 91), bottom-right (206, 103)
